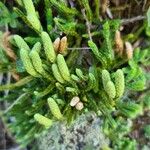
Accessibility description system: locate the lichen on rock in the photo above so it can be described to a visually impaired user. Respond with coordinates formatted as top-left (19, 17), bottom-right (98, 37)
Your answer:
top-left (36, 113), bottom-right (109, 150)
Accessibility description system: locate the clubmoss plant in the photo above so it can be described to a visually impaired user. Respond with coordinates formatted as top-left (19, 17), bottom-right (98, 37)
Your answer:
top-left (0, 0), bottom-right (150, 149)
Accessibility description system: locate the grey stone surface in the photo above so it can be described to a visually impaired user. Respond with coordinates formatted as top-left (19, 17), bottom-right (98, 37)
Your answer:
top-left (36, 112), bottom-right (109, 150)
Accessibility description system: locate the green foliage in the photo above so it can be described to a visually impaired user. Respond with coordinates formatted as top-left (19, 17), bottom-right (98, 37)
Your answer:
top-left (143, 125), bottom-right (150, 138)
top-left (103, 117), bottom-right (136, 150)
top-left (105, 81), bottom-right (116, 99)
top-left (88, 40), bottom-right (107, 67)
top-left (80, 0), bottom-right (93, 22)
top-left (0, 2), bottom-right (18, 28)
top-left (29, 50), bottom-right (44, 75)
top-left (23, 0), bottom-right (42, 32)
top-left (47, 97), bottom-right (63, 120)
top-left (14, 35), bottom-right (30, 51)
top-left (44, 0), bottom-right (53, 32)
top-left (20, 48), bottom-right (39, 77)
top-left (86, 73), bottom-right (96, 91)
top-left (146, 7), bottom-right (150, 36)
top-left (34, 113), bottom-right (53, 128)
top-left (57, 54), bottom-right (71, 81)
top-left (102, 21), bottom-right (114, 61)
top-left (41, 31), bottom-right (56, 63)
top-left (102, 69), bottom-right (111, 88)
top-left (13, 0), bottom-right (42, 33)
top-left (0, 32), bottom-right (9, 64)
top-left (115, 138), bottom-right (137, 150)
top-left (52, 63), bottom-right (65, 84)
top-left (143, 92), bottom-right (150, 109)
top-left (54, 17), bottom-right (78, 37)
top-left (23, 0), bottom-right (36, 15)
top-left (0, 1), bottom-right (150, 149)
top-left (114, 69), bottom-right (125, 98)
top-left (117, 101), bottom-right (143, 119)
top-left (122, 48), bottom-right (149, 91)
top-left (49, 0), bottom-right (78, 17)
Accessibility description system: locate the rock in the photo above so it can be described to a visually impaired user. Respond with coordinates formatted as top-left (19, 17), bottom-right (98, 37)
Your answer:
top-left (36, 113), bottom-right (109, 150)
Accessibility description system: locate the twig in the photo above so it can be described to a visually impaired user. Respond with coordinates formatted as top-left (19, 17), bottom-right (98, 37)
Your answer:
top-left (4, 73), bottom-right (11, 109)
top-left (121, 16), bottom-right (146, 25)
top-left (0, 74), bottom-right (3, 85)
top-left (5, 23), bottom-right (8, 32)
top-left (68, 47), bottom-right (91, 50)
top-left (106, 8), bottom-right (113, 19)
top-left (4, 93), bottom-right (28, 114)
top-left (0, 119), bottom-right (6, 150)
top-left (68, 0), bottom-right (75, 7)
top-left (111, 5), bottom-right (130, 11)
top-left (142, 0), bottom-right (147, 11)
top-left (81, 9), bottom-right (92, 41)
top-left (134, 0), bottom-right (141, 5)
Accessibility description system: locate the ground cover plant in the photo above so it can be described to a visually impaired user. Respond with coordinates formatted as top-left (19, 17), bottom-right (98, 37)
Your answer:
top-left (0, 0), bottom-right (150, 149)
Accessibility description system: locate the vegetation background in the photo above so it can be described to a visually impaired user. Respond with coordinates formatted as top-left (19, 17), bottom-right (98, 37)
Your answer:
top-left (0, 0), bottom-right (150, 150)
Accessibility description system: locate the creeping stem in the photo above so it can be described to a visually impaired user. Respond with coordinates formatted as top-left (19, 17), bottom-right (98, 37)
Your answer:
top-left (0, 76), bottom-right (33, 91)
